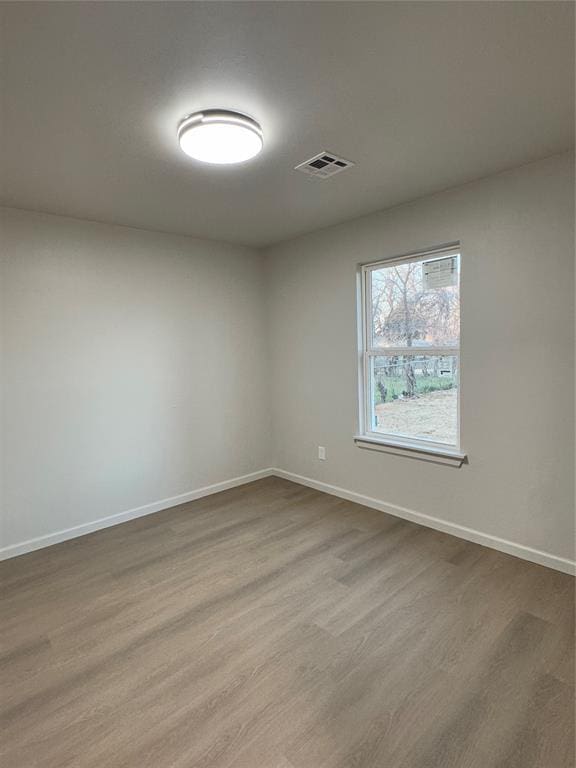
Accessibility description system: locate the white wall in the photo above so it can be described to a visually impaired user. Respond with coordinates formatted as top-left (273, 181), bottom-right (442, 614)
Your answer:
top-left (265, 153), bottom-right (575, 563)
top-left (0, 208), bottom-right (271, 552)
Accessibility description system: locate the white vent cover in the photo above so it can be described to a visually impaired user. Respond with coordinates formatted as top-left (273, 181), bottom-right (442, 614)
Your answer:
top-left (294, 151), bottom-right (354, 179)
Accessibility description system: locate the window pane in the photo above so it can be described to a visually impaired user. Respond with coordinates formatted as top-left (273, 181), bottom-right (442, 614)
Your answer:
top-left (370, 355), bottom-right (458, 445)
top-left (370, 255), bottom-right (460, 349)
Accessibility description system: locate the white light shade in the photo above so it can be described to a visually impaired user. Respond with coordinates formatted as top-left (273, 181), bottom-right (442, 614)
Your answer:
top-left (178, 110), bottom-right (263, 164)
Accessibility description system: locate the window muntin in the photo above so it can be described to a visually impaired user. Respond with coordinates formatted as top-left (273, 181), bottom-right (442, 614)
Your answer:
top-left (361, 249), bottom-right (461, 450)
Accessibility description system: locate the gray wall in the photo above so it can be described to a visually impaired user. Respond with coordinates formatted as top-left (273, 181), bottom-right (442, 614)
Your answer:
top-left (1, 208), bottom-right (271, 550)
top-left (1, 153), bottom-right (573, 564)
top-left (265, 153), bottom-right (575, 561)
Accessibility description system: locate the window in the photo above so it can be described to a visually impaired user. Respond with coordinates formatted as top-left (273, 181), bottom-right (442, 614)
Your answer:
top-left (358, 246), bottom-right (462, 456)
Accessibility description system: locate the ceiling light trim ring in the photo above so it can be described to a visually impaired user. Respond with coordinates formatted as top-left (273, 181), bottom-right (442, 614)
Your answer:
top-left (178, 110), bottom-right (262, 139)
top-left (177, 109), bottom-right (263, 164)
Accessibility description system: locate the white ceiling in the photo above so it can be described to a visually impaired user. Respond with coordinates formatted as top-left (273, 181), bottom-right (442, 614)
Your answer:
top-left (1, 2), bottom-right (573, 248)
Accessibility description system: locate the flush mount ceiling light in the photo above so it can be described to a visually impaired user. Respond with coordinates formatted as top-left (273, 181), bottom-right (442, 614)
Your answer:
top-left (177, 110), bottom-right (263, 164)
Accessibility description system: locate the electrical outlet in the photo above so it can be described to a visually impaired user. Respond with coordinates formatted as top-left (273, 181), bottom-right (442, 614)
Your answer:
top-left (318, 446), bottom-right (326, 461)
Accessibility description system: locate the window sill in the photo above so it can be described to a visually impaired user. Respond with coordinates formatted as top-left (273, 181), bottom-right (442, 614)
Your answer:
top-left (353, 435), bottom-right (467, 467)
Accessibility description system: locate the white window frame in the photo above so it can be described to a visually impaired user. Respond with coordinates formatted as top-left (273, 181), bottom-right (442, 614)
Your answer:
top-left (356, 244), bottom-right (466, 465)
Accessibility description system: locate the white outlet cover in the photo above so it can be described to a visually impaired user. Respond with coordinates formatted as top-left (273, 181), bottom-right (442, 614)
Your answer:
top-left (318, 446), bottom-right (326, 460)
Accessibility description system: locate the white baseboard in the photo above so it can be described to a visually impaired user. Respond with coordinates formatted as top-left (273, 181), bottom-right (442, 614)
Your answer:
top-left (0, 468), bottom-right (274, 561)
top-left (271, 468), bottom-right (576, 576)
top-left (3, 466), bottom-right (574, 575)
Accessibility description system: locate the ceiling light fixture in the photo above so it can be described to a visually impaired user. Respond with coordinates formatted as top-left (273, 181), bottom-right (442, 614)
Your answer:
top-left (177, 110), bottom-right (263, 164)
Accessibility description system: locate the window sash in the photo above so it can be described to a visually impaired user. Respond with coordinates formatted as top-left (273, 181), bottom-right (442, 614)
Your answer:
top-left (362, 351), bottom-right (461, 449)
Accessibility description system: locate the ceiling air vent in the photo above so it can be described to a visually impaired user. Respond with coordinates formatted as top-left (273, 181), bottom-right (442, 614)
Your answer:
top-left (294, 151), bottom-right (354, 179)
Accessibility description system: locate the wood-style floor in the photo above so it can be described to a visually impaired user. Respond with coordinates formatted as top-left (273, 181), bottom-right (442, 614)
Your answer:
top-left (1, 477), bottom-right (574, 768)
